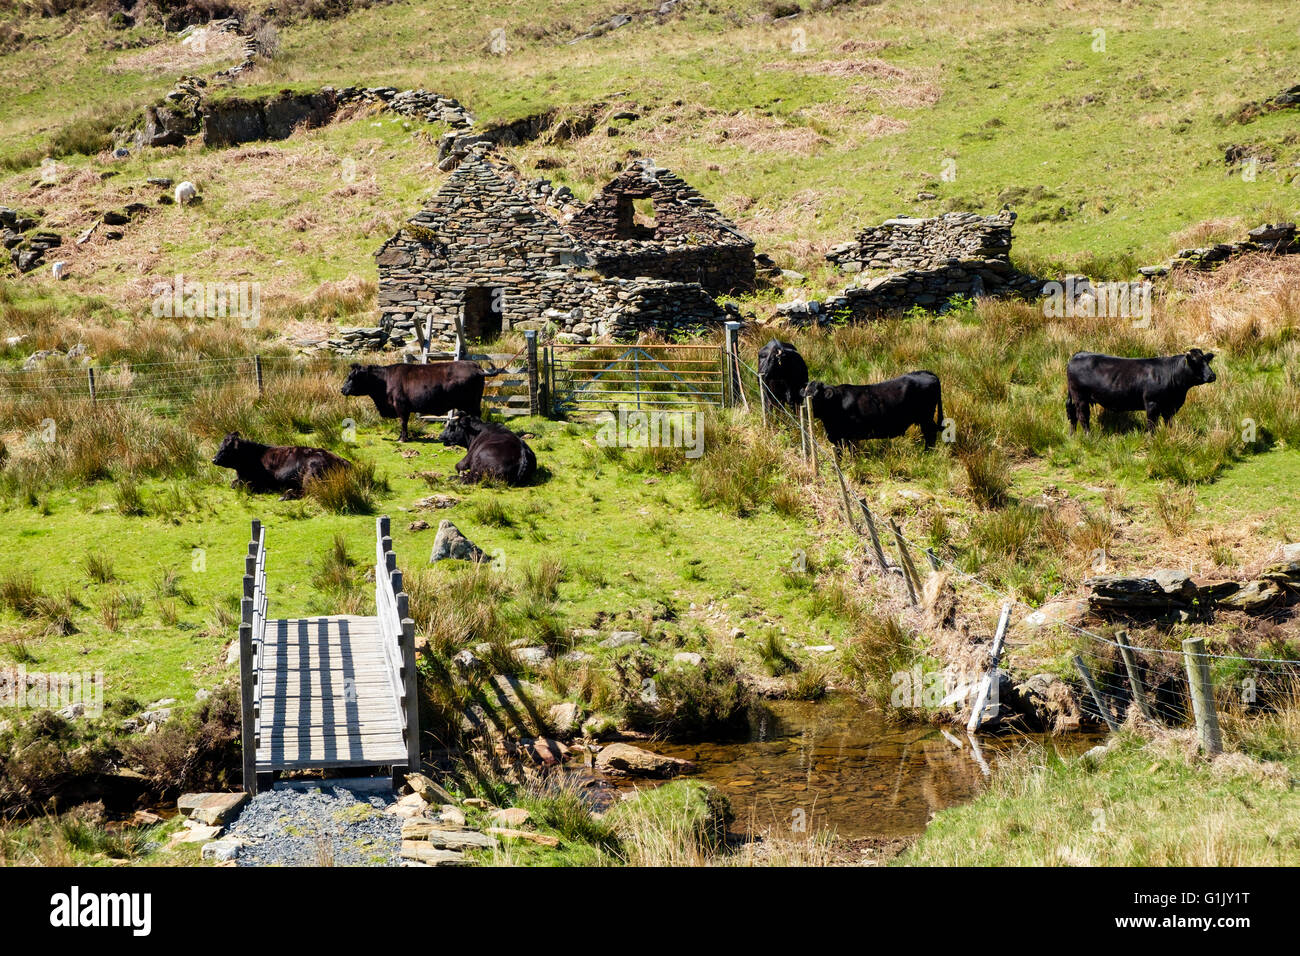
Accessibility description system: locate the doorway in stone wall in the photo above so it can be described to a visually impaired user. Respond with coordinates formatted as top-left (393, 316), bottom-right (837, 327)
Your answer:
top-left (462, 286), bottom-right (503, 342)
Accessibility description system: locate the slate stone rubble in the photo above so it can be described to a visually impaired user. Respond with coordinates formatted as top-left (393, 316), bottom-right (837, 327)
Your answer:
top-left (781, 209), bottom-right (1045, 323)
top-left (2, 206), bottom-right (61, 274)
top-left (128, 78), bottom-right (474, 152)
top-left (1084, 548), bottom-right (1300, 620)
top-left (1137, 222), bottom-right (1298, 277)
top-left (374, 149), bottom-right (743, 350)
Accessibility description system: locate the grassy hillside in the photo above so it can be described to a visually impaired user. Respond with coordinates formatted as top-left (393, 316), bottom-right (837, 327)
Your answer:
top-left (2, 0), bottom-right (1298, 318)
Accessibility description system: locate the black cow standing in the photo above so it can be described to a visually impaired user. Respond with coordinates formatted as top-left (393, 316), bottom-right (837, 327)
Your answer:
top-left (212, 432), bottom-right (351, 498)
top-left (436, 412), bottom-right (537, 485)
top-left (341, 360), bottom-right (489, 442)
top-left (757, 339), bottom-right (809, 409)
top-left (801, 371), bottom-right (944, 448)
top-left (1065, 349), bottom-right (1217, 434)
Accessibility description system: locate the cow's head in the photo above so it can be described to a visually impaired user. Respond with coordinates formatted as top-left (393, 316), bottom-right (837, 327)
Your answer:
top-left (1185, 349), bottom-right (1216, 384)
top-left (212, 432), bottom-right (243, 467)
top-left (436, 411), bottom-right (475, 448)
top-left (340, 364), bottom-right (375, 397)
top-left (800, 381), bottom-right (835, 406)
top-left (759, 339), bottom-right (793, 377)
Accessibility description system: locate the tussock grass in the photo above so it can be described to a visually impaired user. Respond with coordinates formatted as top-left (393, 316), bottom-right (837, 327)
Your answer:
top-left (303, 459), bottom-right (386, 514)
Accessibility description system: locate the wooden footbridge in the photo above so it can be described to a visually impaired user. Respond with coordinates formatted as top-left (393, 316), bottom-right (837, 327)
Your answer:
top-left (237, 517), bottom-right (420, 794)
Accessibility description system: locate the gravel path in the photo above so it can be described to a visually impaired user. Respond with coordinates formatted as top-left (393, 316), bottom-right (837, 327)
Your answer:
top-left (226, 783), bottom-right (403, 867)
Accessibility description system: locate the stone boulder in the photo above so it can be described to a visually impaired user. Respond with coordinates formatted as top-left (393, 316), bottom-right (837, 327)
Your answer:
top-left (1084, 570), bottom-right (1202, 616)
top-left (1217, 579), bottom-right (1285, 613)
top-left (1012, 673), bottom-right (1083, 733)
top-left (595, 742), bottom-right (694, 778)
top-left (429, 520), bottom-right (488, 563)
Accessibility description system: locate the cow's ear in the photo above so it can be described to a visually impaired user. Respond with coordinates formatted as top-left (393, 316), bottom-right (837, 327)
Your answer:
top-left (1203, 351), bottom-right (1215, 362)
top-left (350, 363), bottom-right (361, 370)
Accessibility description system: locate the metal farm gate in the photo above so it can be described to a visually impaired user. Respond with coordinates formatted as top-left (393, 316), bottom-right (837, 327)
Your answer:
top-left (545, 342), bottom-right (728, 417)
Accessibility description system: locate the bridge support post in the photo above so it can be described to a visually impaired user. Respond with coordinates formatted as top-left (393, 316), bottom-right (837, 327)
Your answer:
top-left (239, 596), bottom-right (257, 796)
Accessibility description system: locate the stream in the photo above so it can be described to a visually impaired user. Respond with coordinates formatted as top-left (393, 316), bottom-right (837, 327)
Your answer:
top-left (617, 696), bottom-right (1097, 839)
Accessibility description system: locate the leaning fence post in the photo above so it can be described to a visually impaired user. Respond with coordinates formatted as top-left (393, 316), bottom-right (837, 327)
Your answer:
top-left (887, 518), bottom-right (919, 606)
top-left (828, 448), bottom-right (858, 531)
top-left (967, 603), bottom-right (1012, 732)
top-left (758, 377), bottom-right (768, 426)
top-left (1116, 631), bottom-right (1152, 721)
top-left (87, 367), bottom-right (96, 405)
top-left (524, 330), bottom-right (540, 417)
top-left (1074, 654), bottom-right (1121, 732)
top-left (1182, 636), bottom-right (1222, 753)
top-left (857, 498), bottom-right (889, 572)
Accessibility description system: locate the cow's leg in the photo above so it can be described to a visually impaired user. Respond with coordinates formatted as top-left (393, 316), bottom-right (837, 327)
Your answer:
top-left (1066, 396), bottom-right (1078, 435)
top-left (399, 411), bottom-right (410, 443)
top-left (454, 455), bottom-right (470, 473)
top-left (921, 418), bottom-right (938, 448)
top-left (1144, 400), bottom-right (1161, 432)
top-left (1077, 400), bottom-right (1091, 433)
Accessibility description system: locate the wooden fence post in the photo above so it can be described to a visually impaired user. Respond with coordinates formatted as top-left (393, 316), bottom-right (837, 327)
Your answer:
top-left (887, 518), bottom-right (919, 606)
top-left (829, 448), bottom-right (857, 531)
top-left (254, 355), bottom-right (264, 397)
top-left (857, 498), bottom-right (889, 572)
top-left (1074, 654), bottom-right (1120, 732)
top-left (1182, 636), bottom-right (1222, 753)
top-left (967, 604), bottom-right (1012, 732)
top-left (239, 597), bottom-right (257, 795)
top-left (87, 367), bottom-right (96, 405)
top-left (758, 375), bottom-right (768, 426)
top-left (803, 394), bottom-right (819, 471)
top-left (1116, 632), bottom-right (1152, 720)
top-left (524, 330), bottom-right (539, 417)
top-left (888, 518), bottom-right (923, 603)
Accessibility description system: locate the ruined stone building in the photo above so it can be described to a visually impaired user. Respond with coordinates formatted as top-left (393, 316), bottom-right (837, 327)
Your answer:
top-left (374, 150), bottom-right (745, 348)
top-left (779, 209), bottom-right (1045, 323)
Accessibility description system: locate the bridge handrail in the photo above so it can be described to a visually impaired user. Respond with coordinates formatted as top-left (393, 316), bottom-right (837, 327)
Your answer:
top-left (375, 515), bottom-right (421, 775)
top-left (239, 518), bottom-right (267, 793)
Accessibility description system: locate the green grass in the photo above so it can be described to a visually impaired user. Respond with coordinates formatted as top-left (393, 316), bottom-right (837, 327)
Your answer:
top-left (902, 722), bottom-right (1300, 866)
top-left (0, 407), bottom-right (858, 709)
top-left (3, 0), bottom-right (1299, 308)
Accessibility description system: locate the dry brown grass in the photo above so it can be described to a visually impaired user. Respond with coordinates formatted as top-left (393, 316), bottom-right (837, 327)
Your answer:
top-left (108, 27), bottom-right (248, 75)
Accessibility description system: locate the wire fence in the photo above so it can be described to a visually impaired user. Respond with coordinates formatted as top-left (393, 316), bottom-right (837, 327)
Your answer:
top-left (731, 350), bottom-right (1300, 740)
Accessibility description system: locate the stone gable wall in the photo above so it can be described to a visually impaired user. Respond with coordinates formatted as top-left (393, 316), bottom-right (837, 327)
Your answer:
top-left (565, 160), bottom-right (756, 295)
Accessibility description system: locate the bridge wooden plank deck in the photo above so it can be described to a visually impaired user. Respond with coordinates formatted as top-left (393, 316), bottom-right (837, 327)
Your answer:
top-left (238, 518), bottom-right (421, 792)
top-left (254, 616), bottom-right (407, 772)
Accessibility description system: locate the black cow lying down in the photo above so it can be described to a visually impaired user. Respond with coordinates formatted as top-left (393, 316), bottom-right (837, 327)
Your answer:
top-left (341, 360), bottom-right (488, 442)
top-left (212, 432), bottom-right (351, 498)
top-left (757, 339), bottom-right (809, 409)
top-left (437, 412), bottom-right (537, 485)
top-left (1066, 349), bottom-right (1217, 433)
top-left (801, 371), bottom-right (944, 448)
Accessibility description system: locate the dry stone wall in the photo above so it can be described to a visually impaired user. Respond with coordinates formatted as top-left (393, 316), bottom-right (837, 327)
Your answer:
top-left (783, 209), bottom-right (1043, 322)
top-left (826, 209), bottom-right (1018, 273)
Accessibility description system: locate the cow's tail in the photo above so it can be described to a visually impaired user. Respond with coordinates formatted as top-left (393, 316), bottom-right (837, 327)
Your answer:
top-left (479, 363), bottom-right (508, 377)
top-left (934, 378), bottom-right (944, 430)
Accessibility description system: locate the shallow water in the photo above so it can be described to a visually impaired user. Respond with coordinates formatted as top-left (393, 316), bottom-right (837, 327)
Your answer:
top-left (637, 697), bottom-right (1095, 839)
